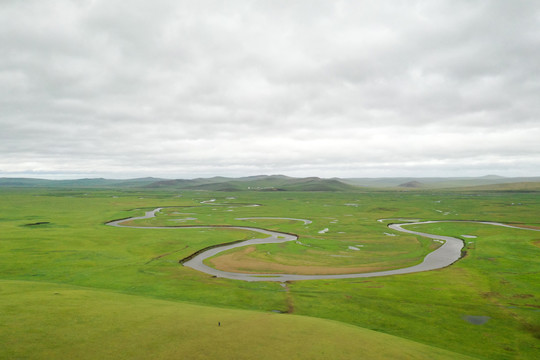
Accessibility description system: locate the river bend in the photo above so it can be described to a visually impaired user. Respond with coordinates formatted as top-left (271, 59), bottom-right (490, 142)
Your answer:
top-left (106, 208), bottom-right (539, 282)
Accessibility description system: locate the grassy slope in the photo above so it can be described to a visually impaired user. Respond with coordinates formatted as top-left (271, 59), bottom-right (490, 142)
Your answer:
top-left (0, 280), bottom-right (475, 360)
top-left (1, 188), bottom-right (539, 359)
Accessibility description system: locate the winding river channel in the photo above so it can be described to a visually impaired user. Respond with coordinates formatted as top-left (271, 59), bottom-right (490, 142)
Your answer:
top-left (106, 208), bottom-right (539, 282)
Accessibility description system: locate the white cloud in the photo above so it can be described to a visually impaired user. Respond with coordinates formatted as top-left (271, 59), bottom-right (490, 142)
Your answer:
top-left (1, 0), bottom-right (539, 178)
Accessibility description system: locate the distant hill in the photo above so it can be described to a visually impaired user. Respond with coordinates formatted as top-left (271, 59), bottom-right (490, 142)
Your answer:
top-left (478, 174), bottom-right (506, 179)
top-left (342, 176), bottom-right (540, 189)
top-left (2, 175), bottom-right (539, 191)
top-left (0, 177), bottom-right (164, 188)
top-left (270, 178), bottom-right (357, 191)
top-left (0, 178), bottom-right (55, 187)
top-left (455, 182), bottom-right (540, 192)
top-left (0, 175), bottom-right (355, 191)
top-left (144, 175), bottom-right (356, 191)
top-left (398, 181), bottom-right (424, 188)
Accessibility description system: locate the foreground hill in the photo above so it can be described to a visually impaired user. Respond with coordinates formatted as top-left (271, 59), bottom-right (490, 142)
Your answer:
top-left (1, 280), bottom-right (475, 360)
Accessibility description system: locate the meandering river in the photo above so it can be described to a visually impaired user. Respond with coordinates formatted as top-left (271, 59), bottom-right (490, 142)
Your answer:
top-left (106, 208), bottom-right (539, 282)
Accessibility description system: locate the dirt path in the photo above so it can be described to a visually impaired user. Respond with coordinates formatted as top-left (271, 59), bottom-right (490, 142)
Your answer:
top-left (283, 283), bottom-right (294, 313)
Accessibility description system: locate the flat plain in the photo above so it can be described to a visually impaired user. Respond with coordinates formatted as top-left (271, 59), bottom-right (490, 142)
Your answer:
top-left (1, 186), bottom-right (539, 359)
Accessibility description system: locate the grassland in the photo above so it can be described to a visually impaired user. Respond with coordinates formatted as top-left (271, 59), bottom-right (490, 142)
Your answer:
top-left (1, 279), bottom-right (476, 360)
top-left (1, 187), bottom-right (539, 359)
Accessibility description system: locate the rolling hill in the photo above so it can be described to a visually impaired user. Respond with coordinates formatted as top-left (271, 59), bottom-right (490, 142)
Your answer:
top-left (144, 176), bottom-right (356, 191)
top-left (0, 177), bottom-right (164, 188)
top-left (1, 280), bottom-right (476, 360)
top-left (1, 175), bottom-right (539, 191)
top-left (342, 176), bottom-right (540, 189)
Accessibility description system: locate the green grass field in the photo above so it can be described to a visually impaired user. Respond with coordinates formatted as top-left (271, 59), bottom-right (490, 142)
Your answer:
top-left (1, 187), bottom-right (539, 359)
top-left (1, 280), bottom-right (474, 360)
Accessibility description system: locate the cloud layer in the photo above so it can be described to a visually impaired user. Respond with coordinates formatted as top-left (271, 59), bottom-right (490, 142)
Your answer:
top-left (1, 0), bottom-right (539, 178)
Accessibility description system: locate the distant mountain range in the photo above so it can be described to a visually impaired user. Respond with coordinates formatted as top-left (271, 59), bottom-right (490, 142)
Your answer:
top-left (1, 175), bottom-right (539, 191)
top-left (143, 175), bottom-right (356, 191)
top-left (342, 175), bottom-right (540, 189)
top-left (0, 177), bottom-right (164, 188)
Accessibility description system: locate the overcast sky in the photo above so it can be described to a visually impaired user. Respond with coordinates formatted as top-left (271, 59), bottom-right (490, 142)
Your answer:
top-left (1, 0), bottom-right (539, 179)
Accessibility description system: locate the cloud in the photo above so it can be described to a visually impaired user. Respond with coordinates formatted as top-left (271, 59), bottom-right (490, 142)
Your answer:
top-left (1, 0), bottom-right (539, 178)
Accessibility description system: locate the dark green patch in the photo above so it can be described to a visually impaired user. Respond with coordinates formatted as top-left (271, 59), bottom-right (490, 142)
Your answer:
top-left (22, 221), bottom-right (51, 227)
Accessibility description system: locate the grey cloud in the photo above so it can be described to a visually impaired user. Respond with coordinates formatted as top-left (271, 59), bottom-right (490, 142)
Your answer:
top-left (1, 0), bottom-right (539, 178)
